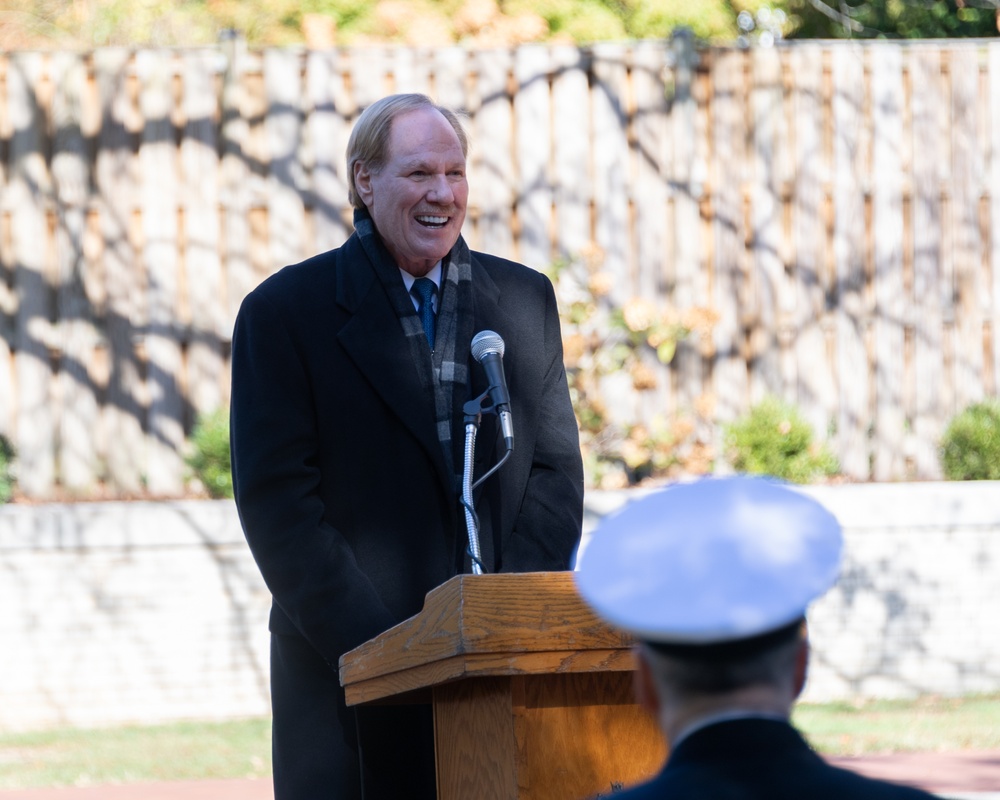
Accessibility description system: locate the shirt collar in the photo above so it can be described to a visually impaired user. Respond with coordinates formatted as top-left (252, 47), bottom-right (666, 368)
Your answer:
top-left (399, 261), bottom-right (443, 293)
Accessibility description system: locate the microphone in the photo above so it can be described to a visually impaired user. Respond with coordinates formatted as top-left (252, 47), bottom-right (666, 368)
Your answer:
top-left (471, 330), bottom-right (513, 452)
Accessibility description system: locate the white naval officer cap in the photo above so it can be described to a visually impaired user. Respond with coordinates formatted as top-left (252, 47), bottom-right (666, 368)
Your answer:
top-left (575, 476), bottom-right (842, 655)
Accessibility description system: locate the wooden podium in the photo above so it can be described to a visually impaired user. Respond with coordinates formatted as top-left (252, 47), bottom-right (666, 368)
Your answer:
top-left (339, 572), bottom-right (666, 800)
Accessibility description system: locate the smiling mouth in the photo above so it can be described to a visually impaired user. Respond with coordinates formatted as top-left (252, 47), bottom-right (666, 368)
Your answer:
top-left (416, 215), bottom-right (448, 228)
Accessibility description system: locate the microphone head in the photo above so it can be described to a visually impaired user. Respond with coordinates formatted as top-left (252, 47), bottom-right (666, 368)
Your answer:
top-left (471, 330), bottom-right (505, 361)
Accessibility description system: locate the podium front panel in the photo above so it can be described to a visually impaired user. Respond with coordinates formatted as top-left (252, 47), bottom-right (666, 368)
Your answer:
top-left (433, 672), bottom-right (666, 800)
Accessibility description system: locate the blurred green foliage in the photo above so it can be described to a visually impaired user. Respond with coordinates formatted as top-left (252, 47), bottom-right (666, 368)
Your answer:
top-left (546, 249), bottom-right (719, 489)
top-left (940, 398), bottom-right (1000, 481)
top-left (0, 435), bottom-right (15, 504)
top-left (785, 0), bottom-right (998, 40)
top-left (724, 396), bottom-right (838, 484)
top-left (3, 0), bottom-right (992, 49)
top-left (186, 408), bottom-right (233, 499)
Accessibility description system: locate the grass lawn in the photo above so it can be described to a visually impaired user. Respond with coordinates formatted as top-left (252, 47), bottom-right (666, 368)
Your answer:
top-left (1, 695), bottom-right (999, 790)
top-left (794, 693), bottom-right (1000, 757)
top-left (0, 718), bottom-right (271, 790)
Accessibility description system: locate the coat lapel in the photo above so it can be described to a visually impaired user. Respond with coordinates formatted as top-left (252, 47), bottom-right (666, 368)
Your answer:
top-left (334, 236), bottom-right (453, 493)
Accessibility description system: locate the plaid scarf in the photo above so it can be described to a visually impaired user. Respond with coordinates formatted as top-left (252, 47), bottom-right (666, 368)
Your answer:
top-left (353, 208), bottom-right (474, 485)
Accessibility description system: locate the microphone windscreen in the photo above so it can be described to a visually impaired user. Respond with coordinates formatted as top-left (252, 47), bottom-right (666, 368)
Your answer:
top-left (471, 330), bottom-right (505, 361)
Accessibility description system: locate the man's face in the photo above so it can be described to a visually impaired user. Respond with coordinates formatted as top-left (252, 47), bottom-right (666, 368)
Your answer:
top-left (354, 106), bottom-right (468, 277)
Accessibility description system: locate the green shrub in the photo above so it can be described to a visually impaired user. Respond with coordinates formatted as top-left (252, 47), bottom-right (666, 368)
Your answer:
top-left (0, 434), bottom-right (14, 503)
top-left (940, 399), bottom-right (1000, 481)
top-left (724, 397), bottom-right (838, 484)
top-left (186, 409), bottom-right (233, 499)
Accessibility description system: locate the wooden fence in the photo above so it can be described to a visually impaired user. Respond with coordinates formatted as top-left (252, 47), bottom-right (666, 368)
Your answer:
top-left (1, 36), bottom-right (998, 498)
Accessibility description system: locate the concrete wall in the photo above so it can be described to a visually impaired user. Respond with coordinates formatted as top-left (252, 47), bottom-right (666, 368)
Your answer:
top-left (1, 501), bottom-right (271, 732)
top-left (798, 482), bottom-right (1000, 703)
top-left (2, 482), bottom-right (998, 732)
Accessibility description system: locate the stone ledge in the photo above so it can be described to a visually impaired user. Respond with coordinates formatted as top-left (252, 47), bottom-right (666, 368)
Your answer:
top-left (2, 482), bottom-right (998, 731)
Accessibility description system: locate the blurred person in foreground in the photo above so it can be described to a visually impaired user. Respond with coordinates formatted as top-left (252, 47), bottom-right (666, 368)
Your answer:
top-left (575, 475), bottom-right (936, 800)
top-left (230, 93), bottom-right (584, 800)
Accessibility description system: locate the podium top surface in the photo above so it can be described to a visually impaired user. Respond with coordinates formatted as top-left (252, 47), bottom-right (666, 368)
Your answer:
top-left (339, 572), bottom-right (636, 705)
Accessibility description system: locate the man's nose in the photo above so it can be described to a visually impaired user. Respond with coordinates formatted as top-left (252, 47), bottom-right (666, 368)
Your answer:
top-left (426, 174), bottom-right (454, 203)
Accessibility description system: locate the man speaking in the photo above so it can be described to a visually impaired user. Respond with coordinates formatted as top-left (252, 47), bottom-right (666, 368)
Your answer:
top-left (230, 94), bottom-right (584, 799)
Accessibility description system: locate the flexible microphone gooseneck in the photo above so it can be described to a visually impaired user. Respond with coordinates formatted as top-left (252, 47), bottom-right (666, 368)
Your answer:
top-left (461, 331), bottom-right (515, 574)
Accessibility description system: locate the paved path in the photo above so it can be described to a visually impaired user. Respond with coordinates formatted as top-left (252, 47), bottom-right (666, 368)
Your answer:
top-left (1, 751), bottom-right (998, 799)
top-left (829, 750), bottom-right (1000, 797)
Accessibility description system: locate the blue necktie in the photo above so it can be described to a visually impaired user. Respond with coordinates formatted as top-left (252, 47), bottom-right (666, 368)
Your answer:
top-left (411, 278), bottom-right (437, 349)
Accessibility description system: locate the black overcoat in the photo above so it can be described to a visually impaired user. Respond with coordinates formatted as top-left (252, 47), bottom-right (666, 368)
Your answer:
top-left (230, 231), bottom-right (584, 797)
top-left (607, 718), bottom-right (938, 800)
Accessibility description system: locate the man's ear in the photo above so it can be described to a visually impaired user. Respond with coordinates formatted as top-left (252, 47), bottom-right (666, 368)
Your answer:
top-left (633, 647), bottom-right (661, 717)
top-left (354, 161), bottom-right (373, 207)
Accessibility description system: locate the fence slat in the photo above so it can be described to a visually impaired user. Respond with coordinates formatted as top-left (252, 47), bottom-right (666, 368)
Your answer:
top-left (911, 46), bottom-right (946, 479)
top-left (832, 45), bottom-right (869, 480)
top-left (591, 43), bottom-right (631, 295)
top-left (431, 47), bottom-right (469, 115)
top-left (513, 45), bottom-right (553, 270)
top-left (950, 45), bottom-right (985, 411)
top-left (182, 49), bottom-right (225, 416)
top-left (711, 48), bottom-right (749, 426)
top-left (670, 35), bottom-right (707, 414)
top-left (220, 40), bottom-right (253, 336)
top-left (307, 50), bottom-right (351, 254)
top-left (265, 50), bottom-right (308, 273)
top-left (471, 49), bottom-right (515, 256)
top-left (632, 41), bottom-right (669, 299)
top-left (348, 46), bottom-right (391, 112)
top-left (991, 43), bottom-right (1000, 397)
top-left (633, 41), bottom-right (675, 425)
top-left (9, 52), bottom-right (55, 497)
top-left (392, 47), bottom-right (432, 96)
top-left (551, 45), bottom-right (591, 260)
top-left (95, 49), bottom-right (146, 494)
top-left (749, 46), bottom-right (785, 402)
top-left (871, 45), bottom-right (906, 481)
top-left (138, 50), bottom-right (185, 494)
top-left (791, 44), bottom-right (835, 439)
top-left (52, 51), bottom-right (100, 493)
top-left (0, 56), bottom-right (15, 444)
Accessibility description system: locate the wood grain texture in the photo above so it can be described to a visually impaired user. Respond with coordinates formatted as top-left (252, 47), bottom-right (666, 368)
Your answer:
top-left (434, 677), bottom-right (519, 800)
top-left (341, 572), bottom-right (634, 703)
top-left (513, 672), bottom-right (666, 800)
top-left (433, 670), bottom-right (665, 800)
